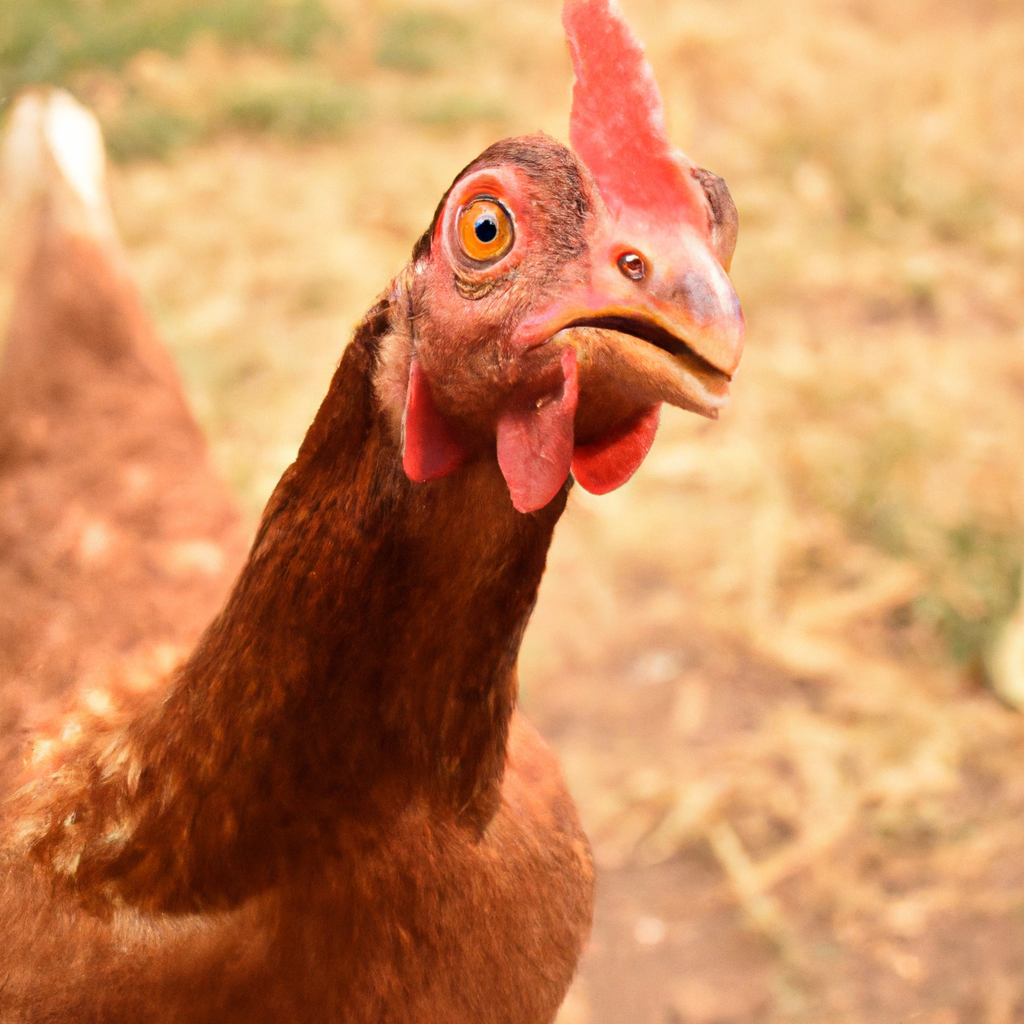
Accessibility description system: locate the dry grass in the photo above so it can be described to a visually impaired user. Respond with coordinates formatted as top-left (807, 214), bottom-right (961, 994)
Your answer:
top-left (4, 0), bottom-right (1024, 1019)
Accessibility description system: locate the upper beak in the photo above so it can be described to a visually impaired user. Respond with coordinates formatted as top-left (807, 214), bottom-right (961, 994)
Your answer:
top-left (512, 221), bottom-right (745, 427)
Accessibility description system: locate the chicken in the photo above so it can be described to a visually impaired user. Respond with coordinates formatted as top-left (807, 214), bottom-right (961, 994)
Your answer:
top-left (0, 91), bottom-right (248, 799)
top-left (0, 1), bottom-right (744, 1021)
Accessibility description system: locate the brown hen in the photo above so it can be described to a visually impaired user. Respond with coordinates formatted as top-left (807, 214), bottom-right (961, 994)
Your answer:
top-left (0, 2), bottom-right (744, 1021)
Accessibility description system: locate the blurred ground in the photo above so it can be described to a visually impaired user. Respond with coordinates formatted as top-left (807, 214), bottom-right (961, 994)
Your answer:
top-left (4, 0), bottom-right (1024, 1021)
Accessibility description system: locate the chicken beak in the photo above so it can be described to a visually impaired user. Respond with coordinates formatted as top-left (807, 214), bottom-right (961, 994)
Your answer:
top-left (513, 219), bottom-right (745, 429)
top-left (487, 217), bottom-right (744, 512)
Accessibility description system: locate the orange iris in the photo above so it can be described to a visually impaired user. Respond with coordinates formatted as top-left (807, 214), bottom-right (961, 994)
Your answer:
top-left (457, 198), bottom-right (514, 263)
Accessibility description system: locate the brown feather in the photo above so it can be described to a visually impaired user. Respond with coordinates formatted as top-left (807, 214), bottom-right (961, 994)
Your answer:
top-left (1, 294), bottom-right (593, 1024)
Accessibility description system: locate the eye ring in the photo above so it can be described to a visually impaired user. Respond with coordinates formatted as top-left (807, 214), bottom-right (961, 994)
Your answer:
top-left (457, 197), bottom-right (515, 264)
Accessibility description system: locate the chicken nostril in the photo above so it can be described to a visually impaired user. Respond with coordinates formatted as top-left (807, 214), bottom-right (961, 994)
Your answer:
top-left (617, 252), bottom-right (647, 281)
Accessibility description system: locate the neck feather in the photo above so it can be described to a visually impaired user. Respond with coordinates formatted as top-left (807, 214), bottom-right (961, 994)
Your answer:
top-left (12, 296), bottom-right (566, 911)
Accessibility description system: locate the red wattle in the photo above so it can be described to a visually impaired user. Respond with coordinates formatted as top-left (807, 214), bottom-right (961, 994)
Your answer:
top-left (572, 404), bottom-right (661, 495)
top-left (496, 349), bottom-right (579, 514)
top-left (402, 358), bottom-right (469, 482)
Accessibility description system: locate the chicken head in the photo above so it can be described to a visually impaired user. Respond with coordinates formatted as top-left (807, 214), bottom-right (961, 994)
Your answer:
top-left (376, 0), bottom-right (745, 514)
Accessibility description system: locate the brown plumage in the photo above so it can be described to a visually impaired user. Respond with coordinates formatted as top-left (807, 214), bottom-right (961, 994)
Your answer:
top-left (0, 92), bottom-right (247, 799)
top-left (0, 2), bottom-right (744, 1020)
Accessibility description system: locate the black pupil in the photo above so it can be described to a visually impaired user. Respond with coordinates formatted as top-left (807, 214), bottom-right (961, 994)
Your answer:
top-left (475, 215), bottom-right (498, 244)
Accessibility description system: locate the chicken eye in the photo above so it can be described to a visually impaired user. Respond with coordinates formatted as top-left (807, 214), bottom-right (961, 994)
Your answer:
top-left (617, 252), bottom-right (647, 281)
top-left (457, 199), bottom-right (514, 263)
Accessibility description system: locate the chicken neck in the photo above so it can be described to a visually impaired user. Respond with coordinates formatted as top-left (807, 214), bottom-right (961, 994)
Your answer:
top-left (11, 297), bottom-right (566, 912)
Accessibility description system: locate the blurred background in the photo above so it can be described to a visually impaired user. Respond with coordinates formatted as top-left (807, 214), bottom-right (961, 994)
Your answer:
top-left (2, 0), bottom-right (1024, 1020)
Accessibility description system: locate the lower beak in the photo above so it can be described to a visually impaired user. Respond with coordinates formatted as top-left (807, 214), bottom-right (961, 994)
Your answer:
top-left (560, 321), bottom-right (729, 445)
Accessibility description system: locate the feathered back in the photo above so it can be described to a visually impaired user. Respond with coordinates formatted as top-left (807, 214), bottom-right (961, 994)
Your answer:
top-left (0, 91), bottom-right (248, 795)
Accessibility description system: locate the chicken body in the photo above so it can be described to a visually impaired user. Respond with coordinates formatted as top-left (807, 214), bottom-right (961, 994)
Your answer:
top-left (0, 98), bottom-right (592, 1024)
top-left (3, 716), bottom-right (589, 1024)
top-left (0, 1), bottom-right (744, 1017)
top-left (0, 304), bottom-right (593, 1024)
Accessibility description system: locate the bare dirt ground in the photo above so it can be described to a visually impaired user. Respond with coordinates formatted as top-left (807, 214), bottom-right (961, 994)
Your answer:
top-left (4, 0), bottom-right (1024, 1020)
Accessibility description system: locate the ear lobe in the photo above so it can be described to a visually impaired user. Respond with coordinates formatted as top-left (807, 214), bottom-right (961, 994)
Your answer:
top-left (402, 358), bottom-right (470, 482)
top-left (496, 348), bottom-right (579, 514)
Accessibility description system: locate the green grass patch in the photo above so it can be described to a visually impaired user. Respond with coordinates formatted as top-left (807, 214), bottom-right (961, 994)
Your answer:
top-left (103, 102), bottom-right (199, 162)
top-left (0, 0), bottom-right (342, 100)
top-left (404, 94), bottom-right (507, 128)
top-left (374, 11), bottom-right (468, 75)
top-left (845, 444), bottom-right (1022, 669)
top-left (916, 526), bottom-right (1022, 669)
top-left (221, 78), bottom-right (360, 141)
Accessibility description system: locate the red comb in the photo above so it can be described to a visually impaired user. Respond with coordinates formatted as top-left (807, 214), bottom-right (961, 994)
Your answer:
top-left (563, 0), bottom-right (706, 231)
